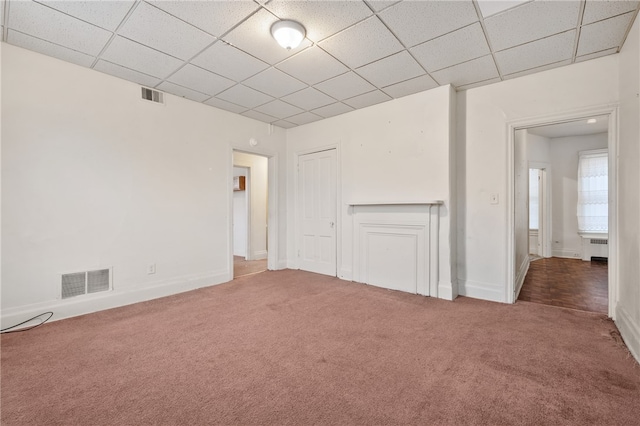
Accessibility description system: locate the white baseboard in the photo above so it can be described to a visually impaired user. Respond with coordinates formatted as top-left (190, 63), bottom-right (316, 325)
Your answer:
top-left (515, 257), bottom-right (530, 299)
top-left (458, 279), bottom-right (505, 303)
top-left (615, 304), bottom-right (640, 364)
top-left (438, 281), bottom-right (455, 300)
top-left (338, 267), bottom-right (353, 281)
top-left (252, 250), bottom-right (268, 260)
top-left (0, 270), bottom-right (229, 328)
top-left (552, 249), bottom-right (581, 259)
top-left (277, 259), bottom-right (288, 270)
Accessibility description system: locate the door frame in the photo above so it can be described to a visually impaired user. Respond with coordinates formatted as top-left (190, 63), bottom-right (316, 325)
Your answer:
top-left (228, 148), bottom-right (279, 281)
top-left (528, 162), bottom-right (552, 258)
top-left (506, 105), bottom-right (619, 319)
top-left (294, 144), bottom-right (340, 276)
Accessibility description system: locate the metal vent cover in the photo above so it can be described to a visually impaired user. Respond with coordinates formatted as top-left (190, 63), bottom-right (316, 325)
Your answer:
top-left (61, 269), bottom-right (111, 299)
top-left (590, 239), bottom-right (608, 245)
top-left (141, 87), bottom-right (163, 103)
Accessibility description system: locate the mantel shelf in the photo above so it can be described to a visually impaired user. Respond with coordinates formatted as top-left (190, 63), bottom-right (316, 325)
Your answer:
top-left (348, 201), bottom-right (444, 206)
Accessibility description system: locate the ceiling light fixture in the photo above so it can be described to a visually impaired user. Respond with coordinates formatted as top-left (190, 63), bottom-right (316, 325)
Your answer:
top-left (271, 20), bottom-right (306, 50)
top-left (587, 118), bottom-right (597, 124)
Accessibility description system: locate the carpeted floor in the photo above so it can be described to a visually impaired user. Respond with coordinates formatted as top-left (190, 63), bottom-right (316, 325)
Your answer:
top-left (2, 270), bottom-right (639, 425)
top-left (233, 256), bottom-right (268, 278)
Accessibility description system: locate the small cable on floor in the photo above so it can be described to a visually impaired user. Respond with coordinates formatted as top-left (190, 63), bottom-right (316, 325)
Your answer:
top-left (1, 312), bottom-right (53, 334)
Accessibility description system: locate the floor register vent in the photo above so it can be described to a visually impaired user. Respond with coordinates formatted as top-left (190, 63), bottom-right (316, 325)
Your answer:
top-left (61, 269), bottom-right (111, 299)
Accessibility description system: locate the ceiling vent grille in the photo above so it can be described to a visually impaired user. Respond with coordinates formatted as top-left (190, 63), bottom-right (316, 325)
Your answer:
top-left (141, 87), bottom-right (164, 104)
top-left (61, 269), bottom-right (111, 299)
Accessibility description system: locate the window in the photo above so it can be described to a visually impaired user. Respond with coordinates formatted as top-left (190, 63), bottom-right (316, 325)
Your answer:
top-left (577, 149), bottom-right (608, 233)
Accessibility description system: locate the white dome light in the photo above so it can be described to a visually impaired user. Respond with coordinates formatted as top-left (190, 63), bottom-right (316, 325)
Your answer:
top-left (271, 20), bottom-right (306, 50)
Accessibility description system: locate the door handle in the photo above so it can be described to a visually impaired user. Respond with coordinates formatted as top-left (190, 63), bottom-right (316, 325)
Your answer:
top-left (329, 221), bottom-right (335, 228)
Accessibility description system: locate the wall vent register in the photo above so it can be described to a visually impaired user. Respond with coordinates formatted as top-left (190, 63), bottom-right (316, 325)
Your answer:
top-left (141, 87), bottom-right (164, 104)
top-left (61, 269), bottom-right (111, 299)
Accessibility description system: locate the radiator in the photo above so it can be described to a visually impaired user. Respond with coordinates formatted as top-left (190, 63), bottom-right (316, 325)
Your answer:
top-left (581, 236), bottom-right (608, 261)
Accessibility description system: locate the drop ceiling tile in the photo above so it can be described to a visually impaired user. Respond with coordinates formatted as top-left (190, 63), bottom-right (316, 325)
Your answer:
top-left (484, 1), bottom-right (580, 51)
top-left (156, 81), bottom-right (210, 103)
top-left (476, 0), bottom-right (528, 18)
top-left (432, 55), bottom-right (499, 87)
top-left (583, 0), bottom-right (639, 25)
top-left (222, 9), bottom-right (312, 65)
top-left (281, 87), bottom-right (336, 110)
top-left (254, 100), bottom-right (304, 120)
top-left (410, 23), bottom-right (491, 73)
top-left (356, 50), bottom-right (425, 88)
top-left (312, 102), bottom-right (354, 118)
top-left (38, 0), bottom-right (135, 31)
top-left (319, 17), bottom-right (403, 69)
top-left (343, 90), bottom-right (392, 109)
top-left (8, 0), bottom-right (112, 55)
top-left (577, 12), bottom-right (635, 56)
top-left (241, 110), bottom-right (277, 124)
top-left (118, 2), bottom-right (214, 61)
top-left (276, 46), bottom-right (349, 85)
top-left (456, 77), bottom-right (502, 91)
top-left (167, 64), bottom-right (234, 96)
top-left (381, 74), bottom-right (439, 99)
top-left (152, 0), bottom-right (259, 36)
top-left (243, 68), bottom-right (307, 98)
top-left (495, 30), bottom-right (576, 75)
top-left (503, 59), bottom-right (572, 80)
top-left (216, 84), bottom-right (274, 109)
top-left (286, 112), bottom-right (324, 126)
top-left (191, 42), bottom-right (269, 82)
top-left (7, 29), bottom-right (95, 67)
top-left (93, 60), bottom-right (161, 88)
top-left (378, 0), bottom-right (478, 47)
top-left (575, 47), bottom-right (619, 63)
top-left (101, 36), bottom-right (183, 79)
top-left (263, 0), bottom-right (372, 42)
top-left (315, 72), bottom-right (376, 100)
top-left (273, 120), bottom-right (298, 129)
top-left (365, 1), bottom-right (401, 13)
top-left (204, 97), bottom-right (248, 114)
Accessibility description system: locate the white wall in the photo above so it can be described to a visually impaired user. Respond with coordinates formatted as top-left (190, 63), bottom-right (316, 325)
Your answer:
top-left (549, 133), bottom-right (608, 258)
top-left (617, 15), bottom-right (640, 362)
top-left (457, 55), bottom-right (619, 303)
top-left (233, 167), bottom-right (248, 257)
top-left (286, 85), bottom-right (457, 299)
top-left (527, 133), bottom-right (551, 163)
top-left (233, 152), bottom-right (268, 260)
top-left (1, 44), bottom-right (287, 325)
top-left (514, 130), bottom-right (529, 290)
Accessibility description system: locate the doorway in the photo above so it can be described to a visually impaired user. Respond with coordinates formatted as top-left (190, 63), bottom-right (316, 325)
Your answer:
top-left (509, 110), bottom-right (615, 316)
top-left (232, 152), bottom-right (269, 278)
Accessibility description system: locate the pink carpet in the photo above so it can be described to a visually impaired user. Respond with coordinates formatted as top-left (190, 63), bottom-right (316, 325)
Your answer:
top-left (2, 269), bottom-right (639, 425)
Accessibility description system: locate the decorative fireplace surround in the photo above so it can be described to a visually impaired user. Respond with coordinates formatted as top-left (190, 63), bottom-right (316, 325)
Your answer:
top-left (350, 202), bottom-right (443, 297)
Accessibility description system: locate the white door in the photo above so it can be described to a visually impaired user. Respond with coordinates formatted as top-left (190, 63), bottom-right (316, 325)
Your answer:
top-left (298, 149), bottom-right (337, 276)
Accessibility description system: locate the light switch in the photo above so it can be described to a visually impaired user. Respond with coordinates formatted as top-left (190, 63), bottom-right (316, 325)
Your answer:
top-left (490, 193), bottom-right (499, 205)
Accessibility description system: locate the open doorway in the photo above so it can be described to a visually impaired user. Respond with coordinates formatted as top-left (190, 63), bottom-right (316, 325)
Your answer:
top-left (513, 114), bottom-right (611, 314)
top-left (232, 152), bottom-right (268, 278)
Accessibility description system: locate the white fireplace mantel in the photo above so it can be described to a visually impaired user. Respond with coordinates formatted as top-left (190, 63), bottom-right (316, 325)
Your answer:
top-left (350, 201), bottom-right (442, 298)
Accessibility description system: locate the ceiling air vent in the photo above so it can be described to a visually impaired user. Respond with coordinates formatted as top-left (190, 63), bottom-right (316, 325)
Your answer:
top-left (141, 87), bottom-right (164, 104)
top-left (61, 269), bottom-right (111, 299)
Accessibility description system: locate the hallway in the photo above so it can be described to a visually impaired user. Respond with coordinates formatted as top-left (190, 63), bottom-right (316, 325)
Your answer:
top-left (518, 257), bottom-right (608, 314)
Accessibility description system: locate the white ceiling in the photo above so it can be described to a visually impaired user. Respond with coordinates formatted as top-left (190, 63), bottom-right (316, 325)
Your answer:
top-left (527, 114), bottom-right (609, 138)
top-left (2, 0), bottom-right (638, 129)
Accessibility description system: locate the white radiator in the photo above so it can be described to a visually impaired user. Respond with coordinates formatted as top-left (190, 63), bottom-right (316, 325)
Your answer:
top-left (581, 235), bottom-right (608, 261)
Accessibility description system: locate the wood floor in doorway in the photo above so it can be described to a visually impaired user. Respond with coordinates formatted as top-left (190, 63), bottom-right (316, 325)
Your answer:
top-left (518, 257), bottom-right (608, 314)
top-left (234, 256), bottom-right (267, 278)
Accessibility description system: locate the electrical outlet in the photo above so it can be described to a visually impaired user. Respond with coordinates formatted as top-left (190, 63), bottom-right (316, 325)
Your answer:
top-left (490, 193), bottom-right (499, 205)
top-left (147, 263), bottom-right (156, 275)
